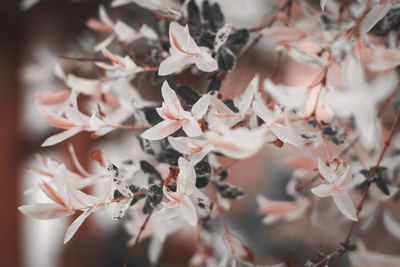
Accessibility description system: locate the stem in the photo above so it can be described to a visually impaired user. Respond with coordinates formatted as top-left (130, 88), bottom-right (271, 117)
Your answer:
top-left (334, 110), bottom-right (400, 267)
top-left (124, 211), bottom-right (153, 267)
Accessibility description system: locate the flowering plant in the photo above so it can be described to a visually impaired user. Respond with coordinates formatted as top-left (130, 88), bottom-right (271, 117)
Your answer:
top-left (19, 0), bottom-right (400, 266)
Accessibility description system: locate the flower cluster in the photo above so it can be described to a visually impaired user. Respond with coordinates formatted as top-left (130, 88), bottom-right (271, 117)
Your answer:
top-left (20, 0), bottom-right (400, 266)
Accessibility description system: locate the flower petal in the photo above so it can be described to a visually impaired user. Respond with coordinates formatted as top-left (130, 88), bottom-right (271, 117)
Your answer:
top-left (64, 207), bottom-right (94, 244)
top-left (18, 203), bottom-right (74, 220)
top-left (180, 195), bottom-right (197, 225)
top-left (311, 184), bottom-right (335, 197)
top-left (195, 51), bottom-right (218, 73)
top-left (141, 120), bottom-right (181, 140)
top-left (41, 127), bottom-right (82, 147)
top-left (182, 117), bottom-right (202, 137)
top-left (191, 94), bottom-right (210, 119)
top-left (177, 157), bottom-right (196, 195)
top-left (317, 158), bottom-right (336, 182)
top-left (331, 190), bottom-right (358, 221)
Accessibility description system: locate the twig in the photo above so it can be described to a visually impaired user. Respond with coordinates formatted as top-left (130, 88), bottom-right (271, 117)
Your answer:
top-left (124, 211), bottom-right (153, 267)
top-left (334, 110), bottom-right (400, 267)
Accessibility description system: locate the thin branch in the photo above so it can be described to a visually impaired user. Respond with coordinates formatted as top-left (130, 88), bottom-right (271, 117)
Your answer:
top-left (334, 110), bottom-right (400, 267)
top-left (124, 211), bottom-right (153, 267)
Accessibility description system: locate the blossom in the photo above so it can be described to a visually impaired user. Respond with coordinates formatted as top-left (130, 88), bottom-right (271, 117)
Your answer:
top-left (311, 158), bottom-right (357, 221)
top-left (160, 157), bottom-right (210, 225)
top-left (168, 126), bottom-right (267, 165)
top-left (18, 165), bottom-right (102, 243)
top-left (252, 94), bottom-right (302, 146)
top-left (322, 56), bottom-right (398, 149)
top-left (257, 180), bottom-right (309, 224)
top-left (95, 48), bottom-right (145, 78)
top-left (141, 81), bottom-right (210, 140)
top-left (87, 5), bottom-right (154, 51)
top-left (263, 79), bottom-right (333, 123)
top-left (158, 22), bottom-right (218, 76)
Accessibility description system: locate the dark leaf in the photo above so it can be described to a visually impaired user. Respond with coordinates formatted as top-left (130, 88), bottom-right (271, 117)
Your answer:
top-left (375, 177), bottom-right (390, 195)
top-left (195, 160), bottom-right (211, 188)
top-left (216, 183), bottom-right (244, 199)
top-left (142, 106), bottom-right (163, 125)
top-left (340, 242), bottom-right (357, 252)
top-left (202, 1), bottom-right (224, 29)
top-left (143, 184), bottom-right (163, 214)
top-left (223, 99), bottom-right (239, 113)
top-left (187, 0), bottom-right (200, 24)
top-left (217, 47), bottom-right (236, 72)
top-left (227, 29), bottom-right (249, 52)
top-left (167, 80), bottom-right (201, 107)
top-left (198, 31), bottom-right (216, 49)
top-left (140, 160), bottom-right (162, 181)
top-left (157, 148), bottom-right (182, 166)
top-left (207, 76), bottom-right (221, 92)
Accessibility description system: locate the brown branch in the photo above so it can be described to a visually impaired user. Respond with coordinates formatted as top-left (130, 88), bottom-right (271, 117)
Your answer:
top-left (334, 110), bottom-right (400, 267)
top-left (124, 211), bottom-right (153, 267)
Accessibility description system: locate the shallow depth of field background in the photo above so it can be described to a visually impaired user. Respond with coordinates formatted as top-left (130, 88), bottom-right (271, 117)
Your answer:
top-left (1, 0), bottom-right (398, 266)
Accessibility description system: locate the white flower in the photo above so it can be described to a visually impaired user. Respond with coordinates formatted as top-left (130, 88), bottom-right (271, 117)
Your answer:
top-left (87, 5), bottom-right (148, 51)
top-left (18, 165), bottom-right (102, 243)
top-left (311, 158), bottom-right (358, 221)
top-left (141, 81), bottom-right (210, 140)
top-left (168, 126), bottom-right (267, 165)
top-left (160, 157), bottom-right (209, 225)
top-left (158, 22), bottom-right (218, 76)
top-left (252, 95), bottom-right (302, 146)
top-left (322, 56), bottom-right (398, 149)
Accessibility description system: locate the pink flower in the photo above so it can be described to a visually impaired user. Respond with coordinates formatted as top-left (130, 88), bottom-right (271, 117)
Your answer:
top-left (87, 5), bottom-right (151, 51)
top-left (141, 81), bottom-right (210, 140)
top-left (311, 158), bottom-right (357, 221)
top-left (18, 165), bottom-right (102, 243)
top-left (158, 22), bottom-right (218, 76)
top-left (168, 126), bottom-right (267, 165)
top-left (161, 157), bottom-right (210, 225)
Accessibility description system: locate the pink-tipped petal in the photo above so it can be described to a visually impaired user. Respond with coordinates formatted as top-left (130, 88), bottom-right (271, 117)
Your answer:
top-left (141, 120), bottom-right (181, 140)
top-left (18, 203), bottom-right (74, 220)
top-left (177, 157), bottom-right (196, 195)
top-left (191, 95), bottom-right (210, 119)
top-left (331, 190), bottom-right (358, 221)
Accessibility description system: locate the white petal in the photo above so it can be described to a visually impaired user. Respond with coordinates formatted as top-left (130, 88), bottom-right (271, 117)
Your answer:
top-left (182, 117), bottom-right (202, 137)
top-left (332, 190), bottom-right (358, 221)
top-left (311, 184), bottom-right (335, 197)
top-left (64, 208), bottom-right (94, 243)
top-left (180, 195), bottom-right (197, 225)
top-left (360, 3), bottom-right (392, 36)
top-left (168, 136), bottom-right (190, 154)
top-left (148, 236), bottom-right (165, 264)
top-left (169, 22), bottom-right (199, 53)
top-left (18, 204), bottom-right (74, 220)
top-left (252, 97), bottom-right (273, 125)
top-left (383, 210), bottom-right (400, 240)
top-left (321, 89), bottom-right (354, 118)
top-left (343, 56), bottom-right (364, 91)
top-left (141, 120), bottom-right (181, 140)
top-left (353, 102), bottom-right (378, 149)
top-left (317, 158), bottom-right (336, 182)
top-left (270, 123), bottom-right (301, 146)
top-left (158, 53), bottom-right (195, 76)
top-left (195, 52), bottom-right (218, 73)
top-left (239, 75), bottom-right (258, 117)
top-left (369, 59), bottom-right (400, 71)
top-left (177, 157), bottom-right (196, 195)
top-left (191, 95), bottom-right (210, 119)
top-left (263, 79), bottom-right (307, 110)
top-left (41, 127), bottom-right (82, 147)
top-left (369, 73), bottom-right (398, 102)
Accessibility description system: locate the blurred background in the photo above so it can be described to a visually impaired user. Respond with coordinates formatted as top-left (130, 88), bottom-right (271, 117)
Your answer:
top-left (2, 0), bottom-right (398, 266)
